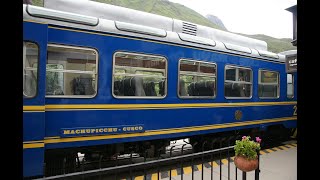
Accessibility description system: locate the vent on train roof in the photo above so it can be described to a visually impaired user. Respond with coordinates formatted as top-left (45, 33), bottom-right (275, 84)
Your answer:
top-left (182, 22), bottom-right (197, 36)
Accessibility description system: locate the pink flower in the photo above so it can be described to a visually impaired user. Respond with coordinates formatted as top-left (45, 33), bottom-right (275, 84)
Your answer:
top-left (242, 136), bottom-right (246, 140)
top-left (256, 137), bottom-right (262, 143)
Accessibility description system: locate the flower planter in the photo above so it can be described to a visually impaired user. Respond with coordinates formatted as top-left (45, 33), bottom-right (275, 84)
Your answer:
top-left (234, 155), bottom-right (258, 172)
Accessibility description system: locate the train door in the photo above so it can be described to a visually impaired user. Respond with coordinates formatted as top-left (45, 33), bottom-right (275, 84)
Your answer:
top-left (23, 21), bottom-right (48, 178)
top-left (286, 72), bottom-right (297, 138)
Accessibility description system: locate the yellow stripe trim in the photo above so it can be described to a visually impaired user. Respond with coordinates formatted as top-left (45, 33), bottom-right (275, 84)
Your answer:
top-left (44, 116), bottom-right (296, 144)
top-left (45, 102), bottom-right (297, 110)
top-left (23, 102), bottom-right (296, 112)
top-left (23, 143), bottom-right (44, 149)
top-left (151, 173), bottom-right (158, 180)
top-left (211, 161), bottom-right (219, 167)
top-left (259, 151), bottom-right (266, 155)
top-left (170, 169), bottom-right (178, 177)
top-left (285, 144), bottom-right (296, 148)
top-left (183, 167), bottom-right (192, 174)
top-left (279, 145), bottom-right (289, 150)
top-left (221, 159), bottom-right (229, 165)
top-left (134, 176), bottom-right (144, 180)
top-left (272, 147), bottom-right (282, 151)
top-left (265, 149), bottom-right (274, 153)
top-left (291, 143), bottom-right (297, 146)
top-left (196, 164), bottom-right (202, 170)
top-left (23, 106), bottom-right (45, 111)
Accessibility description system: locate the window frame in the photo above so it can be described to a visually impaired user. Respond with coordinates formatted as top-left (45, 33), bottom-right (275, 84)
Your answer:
top-left (178, 59), bottom-right (217, 99)
top-left (23, 41), bottom-right (39, 99)
top-left (258, 69), bottom-right (280, 99)
top-left (224, 64), bottom-right (253, 99)
top-left (45, 44), bottom-right (99, 98)
top-left (287, 73), bottom-right (294, 99)
top-left (112, 51), bottom-right (168, 99)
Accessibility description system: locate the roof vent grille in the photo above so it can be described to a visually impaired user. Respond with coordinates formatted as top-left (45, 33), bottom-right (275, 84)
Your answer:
top-left (182, 22), bottom-right (197, 36)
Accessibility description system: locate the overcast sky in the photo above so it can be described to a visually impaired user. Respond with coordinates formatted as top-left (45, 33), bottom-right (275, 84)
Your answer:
top-left (168, 0), bottom-right (296, 39)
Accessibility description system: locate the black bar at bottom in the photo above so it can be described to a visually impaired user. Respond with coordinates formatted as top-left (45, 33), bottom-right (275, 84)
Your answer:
top-left (255, 149), bottom-right (260, 180)
top-left (242, 172), bottom-right (246, 180)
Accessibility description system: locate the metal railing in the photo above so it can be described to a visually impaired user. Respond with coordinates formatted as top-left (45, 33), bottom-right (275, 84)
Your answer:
top-left (36, 139), bottom-right (260, 180)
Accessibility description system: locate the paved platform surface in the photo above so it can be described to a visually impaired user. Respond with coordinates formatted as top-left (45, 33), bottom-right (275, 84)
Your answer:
top-left (164, 141), bottom-right (297, 180)
top-left (124, 140), bottom-right (297, 180)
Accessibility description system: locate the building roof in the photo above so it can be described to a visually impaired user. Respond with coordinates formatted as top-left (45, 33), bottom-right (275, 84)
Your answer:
top-left (286, 5), bottom-right (297, 15)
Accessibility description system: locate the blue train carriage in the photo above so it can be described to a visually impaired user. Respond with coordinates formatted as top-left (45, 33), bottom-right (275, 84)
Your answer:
top-left (23, 0), bottom-right (297, 178)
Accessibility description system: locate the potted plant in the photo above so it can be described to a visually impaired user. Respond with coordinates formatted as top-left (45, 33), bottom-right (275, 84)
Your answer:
top-left (234, 136), bottom-right (261, 172)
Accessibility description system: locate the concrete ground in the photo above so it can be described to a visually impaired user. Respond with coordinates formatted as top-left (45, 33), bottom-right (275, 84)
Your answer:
top-left (164, 141), bottom-right (297, 180)
top-left (115, 140), bottom-right (297, 180)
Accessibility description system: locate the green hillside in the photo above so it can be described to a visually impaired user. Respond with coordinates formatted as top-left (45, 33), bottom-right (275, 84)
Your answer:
top-left (30, 0), bottom-right (296, 53)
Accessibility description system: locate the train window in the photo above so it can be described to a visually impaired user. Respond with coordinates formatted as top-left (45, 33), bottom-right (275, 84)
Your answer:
top-left (113, 52), bottom-right (167, 98)
top-left (46, 44), bottom-right (98, 98)
top-left (224, 65), bottom-right (252, 98)
top-left (287, 74), bottom-right (294, 98)
top-left (23, 42), bottom-right (38, 98)
top-left (178, 59), bottom-right (216, 98)
top-left (258, 70), bottom-right (279, 98)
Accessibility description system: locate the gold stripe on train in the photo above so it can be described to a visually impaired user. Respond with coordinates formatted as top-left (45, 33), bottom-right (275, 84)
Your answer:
top-left (23, 143), bottom-right (45, 149)
top-left (43, 116), bottom-right (296, 144)
top-left (44, 101), bottom-right (297, 110)
top-left (23, 106), bottom-right (45, 111)
top-left (23, 102), bottom-right (296, 112)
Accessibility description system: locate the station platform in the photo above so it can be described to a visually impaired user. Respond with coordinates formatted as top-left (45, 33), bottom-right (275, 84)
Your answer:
top-left (128, 140), bottom-right (297, 180)
top-left (163, 141), bottom-right (297, 180)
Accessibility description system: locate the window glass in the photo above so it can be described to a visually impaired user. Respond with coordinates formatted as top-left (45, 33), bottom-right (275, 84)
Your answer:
top-left (113, 52), bottom-right (167, 98)
top-left (179, 60), bottom-right (216, 98)
top-left (23, 42), bottom-right (38, 98)
top-left (46, 45), bottom-right (98, 97)
top-left (258, 70), bottom-right (279, 98)
top-left (261, 71), bottom-right (278, 83)
top-left (225, 67), bottom-right (236, 81)
top-left (287, 74), bottom-right (294, 98)
top-left (225, 65), bottom-right (252, 98)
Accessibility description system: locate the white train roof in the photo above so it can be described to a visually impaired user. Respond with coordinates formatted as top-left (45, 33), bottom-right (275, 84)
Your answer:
top-left (23, 0), bottom-right (287, 62)
top-left (44, 0), bottom-right (267, 51)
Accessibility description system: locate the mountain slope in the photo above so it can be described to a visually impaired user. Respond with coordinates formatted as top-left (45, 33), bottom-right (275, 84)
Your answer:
top-left (206, 14), bottom-right (227, 31)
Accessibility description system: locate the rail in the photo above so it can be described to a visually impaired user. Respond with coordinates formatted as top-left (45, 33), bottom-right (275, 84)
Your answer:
top-left (36, 139), bottom-right (260, 180)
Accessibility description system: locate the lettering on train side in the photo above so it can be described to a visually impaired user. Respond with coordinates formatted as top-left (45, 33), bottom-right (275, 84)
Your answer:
top-left (61, 125), bottom-right (145, 137)
top-left (293, 105), bottom-right (297, 116)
